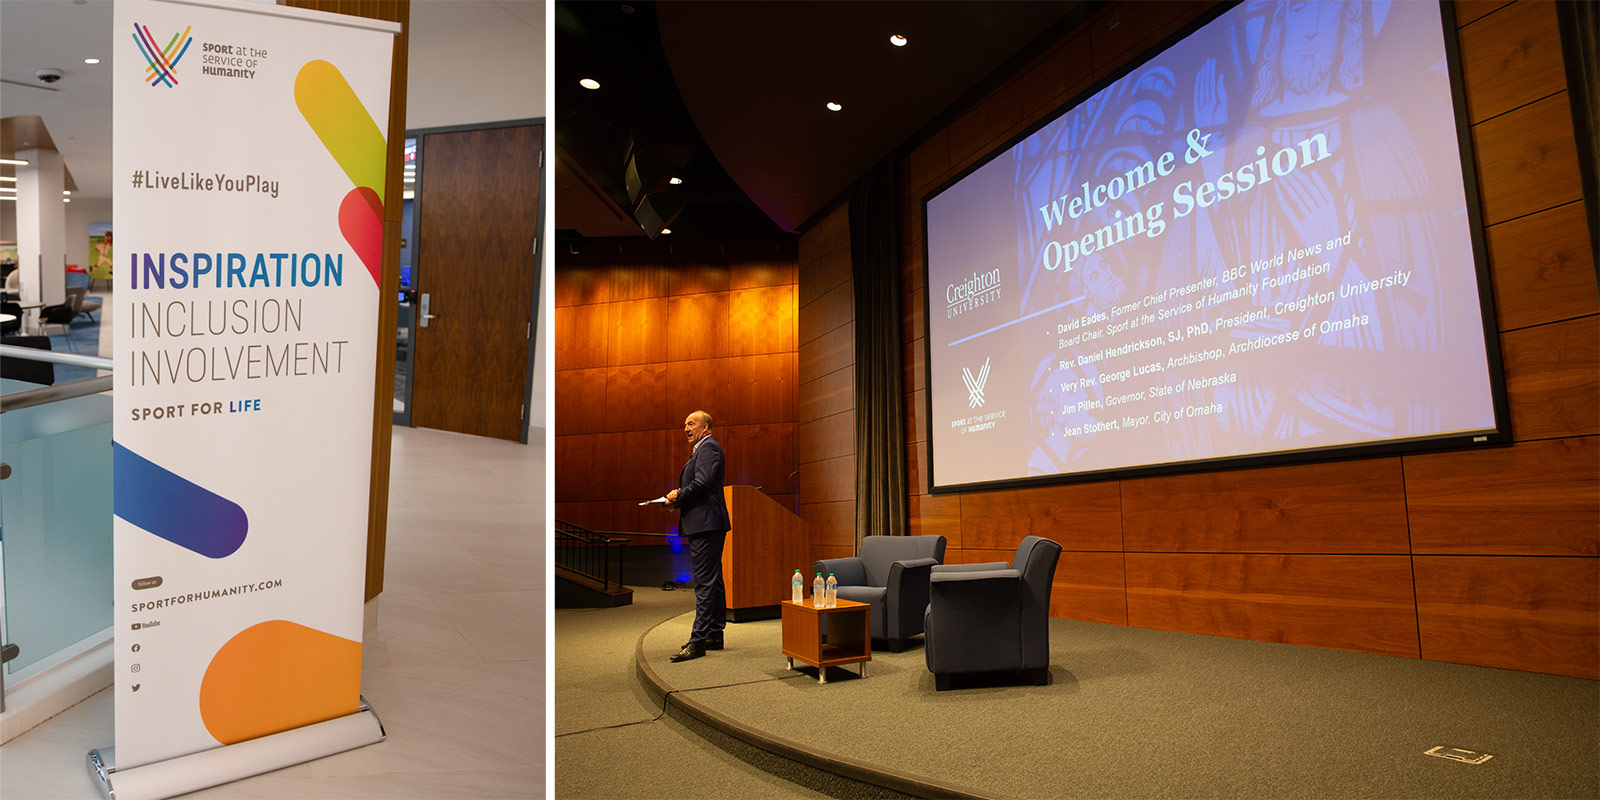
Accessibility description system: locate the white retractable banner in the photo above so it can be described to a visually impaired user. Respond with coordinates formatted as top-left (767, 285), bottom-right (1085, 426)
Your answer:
top-left (109, 0), bottom-right (394, 781)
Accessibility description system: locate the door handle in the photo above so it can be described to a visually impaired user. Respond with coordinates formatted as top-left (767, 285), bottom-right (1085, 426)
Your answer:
top-left (420, 293), bottom-right (436, 327)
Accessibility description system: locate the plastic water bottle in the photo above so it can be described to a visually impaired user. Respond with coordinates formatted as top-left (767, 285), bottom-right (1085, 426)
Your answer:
top-left (813, 573), bottom-right (824, 606)
top-left (791, 570), bottom-right (802, 603)
top-left (825, 573), bottom-right (838, 608)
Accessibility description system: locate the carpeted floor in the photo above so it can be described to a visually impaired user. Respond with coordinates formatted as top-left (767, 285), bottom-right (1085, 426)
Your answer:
top-left (636, 609), bottom-right (1599, 800)
top-left (555, 588), bottom-right (906, 800)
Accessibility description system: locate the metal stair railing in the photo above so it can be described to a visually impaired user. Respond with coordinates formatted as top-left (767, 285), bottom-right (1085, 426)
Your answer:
top-left (555, 519), bottom-right (629, 593)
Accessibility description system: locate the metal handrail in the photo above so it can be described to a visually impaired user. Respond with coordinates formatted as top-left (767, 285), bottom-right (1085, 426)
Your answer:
top-left (0, 344), bottom-right (113, 370)
top-left (0, 375), bottom-right (114, 413)
top-left (556, 519), bottom-right (629, 592)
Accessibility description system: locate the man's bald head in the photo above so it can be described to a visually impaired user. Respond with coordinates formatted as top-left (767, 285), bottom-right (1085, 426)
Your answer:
top-left (684, 410), bottom-right (713, 446)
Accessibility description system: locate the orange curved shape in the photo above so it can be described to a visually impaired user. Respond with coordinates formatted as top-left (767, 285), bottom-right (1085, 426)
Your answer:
top-left (199, 620), bottom-right (362, 745)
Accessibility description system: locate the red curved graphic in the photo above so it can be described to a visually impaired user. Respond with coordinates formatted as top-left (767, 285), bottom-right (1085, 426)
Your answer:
top-left (339, 186), bottom-right (384, 286)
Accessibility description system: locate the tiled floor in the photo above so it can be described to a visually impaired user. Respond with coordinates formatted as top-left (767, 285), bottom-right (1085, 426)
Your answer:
top-left (0, 425), bottom-right (546, 799)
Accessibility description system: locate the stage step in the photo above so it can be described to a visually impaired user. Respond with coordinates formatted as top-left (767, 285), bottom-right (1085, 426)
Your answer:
top-left (555, 566), bottom-right (633, 608)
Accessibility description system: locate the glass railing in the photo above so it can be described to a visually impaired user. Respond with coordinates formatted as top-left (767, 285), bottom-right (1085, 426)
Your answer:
top-left (0, 346), bottom-right (114, 701)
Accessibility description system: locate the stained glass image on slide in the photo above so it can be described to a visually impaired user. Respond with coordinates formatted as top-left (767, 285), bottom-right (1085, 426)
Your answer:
top-left (925, 0), bottom-right (1497, 489)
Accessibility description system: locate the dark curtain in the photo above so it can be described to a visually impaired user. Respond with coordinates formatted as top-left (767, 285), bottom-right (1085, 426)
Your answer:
top-left (1556, 0), bottom-right (1600, 281)
top-left (850, 158), bottom-right (909, 547)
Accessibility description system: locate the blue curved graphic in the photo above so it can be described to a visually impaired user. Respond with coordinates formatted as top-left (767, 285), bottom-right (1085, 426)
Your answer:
top-left (114, 443), bottom-right (248, 558)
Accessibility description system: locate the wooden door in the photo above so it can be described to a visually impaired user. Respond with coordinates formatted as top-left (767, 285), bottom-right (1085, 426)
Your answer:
top-left (412, 124), bottom-right (541, 441)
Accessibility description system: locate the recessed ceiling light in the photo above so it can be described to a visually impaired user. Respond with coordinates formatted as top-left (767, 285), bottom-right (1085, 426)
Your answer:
top-left (890, 35), bottom-right (907, 47)
top-left (579, 78), bottom-right (601, 90)
top-left (63, 190), bottom-right (71, 195)
top-left (84, 58), bottom-right (101, 65)
top-left (0, 159), bottom-right (29, 166)
top-left (63, 197), bottom-right (71, 203)
top-left (0, 177), bottom-right (15, 182)
top-left (404, 177), bottom-right (415, 183)
top-left (0, 187), bottom-right (16, 193)
top-left (826, 102), bottom-right (842, 112)
top-left (669, 177), bottom-right (682, 185)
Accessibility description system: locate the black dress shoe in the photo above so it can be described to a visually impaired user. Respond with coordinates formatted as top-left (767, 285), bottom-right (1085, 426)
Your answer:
top-left (706, 634), bottom-right (724, 651)
top-left (669, 642), bottom-right (706, 662)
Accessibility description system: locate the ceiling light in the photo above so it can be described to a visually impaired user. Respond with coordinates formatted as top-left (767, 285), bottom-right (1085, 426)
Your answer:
top-left (0, 187), bottom-right (16, 193)
top-left (661, 228), bottom-right (672, 235)
top-left (63, 190), bottom-right (71, 195)
top-left (669, 177), bottom-right (682, 185)
top-left (0, 177), bottom-right (13, 182)
top-left (404, 177), bottom-right (415, 183)
top-left (890, 35), bottom-right (908, 47)
top-left (826, 102), bottom-right (842, 112)
top-left (0, 197), bottom-right (15, 202)
top-left (84, 58), bottom-right (101, 65)
top-left (579, 78), bottom-right (601, 90)
top-left (0, 159), bottom-right (29, 166)
top-left (63, 197), bottom-right (71, 203)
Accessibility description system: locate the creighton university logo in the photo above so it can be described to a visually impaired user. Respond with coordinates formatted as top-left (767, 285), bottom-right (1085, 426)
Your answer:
top-left (132, 23), bottom-right (193, 88)
top-left (962, 357), bottom-right (991, 409)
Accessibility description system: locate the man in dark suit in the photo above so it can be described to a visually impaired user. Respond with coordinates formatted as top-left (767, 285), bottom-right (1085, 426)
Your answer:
top-left (664, 409), bottom-right (731, 662)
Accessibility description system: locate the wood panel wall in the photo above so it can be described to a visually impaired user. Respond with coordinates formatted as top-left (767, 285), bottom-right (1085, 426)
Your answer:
top-left (554, 238), bottom-right (799, 542)
top-left (798, 0), bottom-right (1598, 678)
top-left (797, 207), bottom-right (857, 565)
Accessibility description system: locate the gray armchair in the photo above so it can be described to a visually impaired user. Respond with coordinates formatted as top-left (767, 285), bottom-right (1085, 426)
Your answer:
top-left (924, 535), bottom-right (1062, 690)
top-left (813, 534), bottom-right (945, 652)
top-left (72, 286), bottom-right (102, 322)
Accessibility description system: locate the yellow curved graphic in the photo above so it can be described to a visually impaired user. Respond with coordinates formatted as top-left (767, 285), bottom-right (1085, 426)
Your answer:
top-left (293, 59), bottom-right (387, 198)
top-left (199, 620), bottom-right (362, 745)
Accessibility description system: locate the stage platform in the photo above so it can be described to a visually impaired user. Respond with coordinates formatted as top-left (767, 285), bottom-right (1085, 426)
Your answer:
top-left (636, 610), bottom-right (1598, 799)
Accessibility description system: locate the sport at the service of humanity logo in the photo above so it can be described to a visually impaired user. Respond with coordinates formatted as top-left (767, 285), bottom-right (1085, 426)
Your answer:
top-left (132, 22), bottom-right (194, 88)
top-left (962, 357), bottom-right (991, 409)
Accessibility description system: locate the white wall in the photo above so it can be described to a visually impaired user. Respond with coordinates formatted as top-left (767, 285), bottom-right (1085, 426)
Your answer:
top-left (405, 0), bottom-right (543, 130)
top-left (15, 149), bottom-right (67, 305)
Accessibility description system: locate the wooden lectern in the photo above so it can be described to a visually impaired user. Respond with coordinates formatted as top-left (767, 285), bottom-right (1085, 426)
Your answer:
top-left (720, 485), bottom-right (809, 621)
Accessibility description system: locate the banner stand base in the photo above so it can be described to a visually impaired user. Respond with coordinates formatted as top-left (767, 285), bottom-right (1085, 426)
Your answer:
top-left (87, 697), bottom-right (385, 800)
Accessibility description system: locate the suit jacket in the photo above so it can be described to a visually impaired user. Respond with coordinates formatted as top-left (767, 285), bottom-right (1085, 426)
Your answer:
top-left (678, 435), bottom-right (731, 536)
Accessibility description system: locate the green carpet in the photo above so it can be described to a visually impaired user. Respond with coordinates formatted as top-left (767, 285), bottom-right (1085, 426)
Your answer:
top-left (636, 609), bottom-right (1599, 799)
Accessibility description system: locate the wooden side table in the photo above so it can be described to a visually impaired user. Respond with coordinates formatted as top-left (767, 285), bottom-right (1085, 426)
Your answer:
top-left (781, 598), bottom-right (870, 683)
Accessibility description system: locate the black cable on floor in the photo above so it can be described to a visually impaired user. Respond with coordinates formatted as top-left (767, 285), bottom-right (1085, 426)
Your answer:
top-left (556, 671), bottom-right (804, 738)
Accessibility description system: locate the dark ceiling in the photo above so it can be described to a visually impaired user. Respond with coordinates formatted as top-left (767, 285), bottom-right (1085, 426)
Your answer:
top-left (554, 1), bottom-right (1091, 240)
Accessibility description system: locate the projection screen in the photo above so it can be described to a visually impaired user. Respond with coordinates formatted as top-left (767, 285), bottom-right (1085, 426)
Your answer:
top-left (923, 0), bottom-right (1506, 491)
